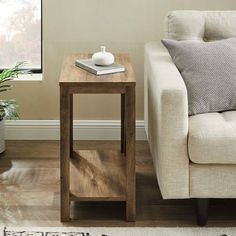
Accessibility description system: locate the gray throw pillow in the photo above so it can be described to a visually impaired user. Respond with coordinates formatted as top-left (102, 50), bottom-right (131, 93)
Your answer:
top-left (162, 38), bottom-right (236, 115)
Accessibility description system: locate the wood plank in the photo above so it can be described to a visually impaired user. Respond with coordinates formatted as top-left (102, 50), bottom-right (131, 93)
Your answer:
top-left (70, 94), bottom-right (73, 157)
top-left (70, 150), bottom-right (126, 201)
top-left (125, 86), bottom-right (136, 221)
top-left (68, 86), bottom-right (126, 94)
top-left (0, 192), bottom-right (56, 206)
top-left (60, 86), bottom-right (71, 221)
top-left (2, 141), bottom-right (60, 159)
top-left (0, 167), bottom-right (59, 192)
top-left (0, 158), bottom-right (59, 168)
top-left (121, 94), bottom-right (126, 155)
top-left (59, 54), bottom-right (136, 86)
top-left (70, 195), bottom-right (125, 202)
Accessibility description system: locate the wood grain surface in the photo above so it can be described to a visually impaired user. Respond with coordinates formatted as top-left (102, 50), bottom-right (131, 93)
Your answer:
top-left (59, 54), bottom-right (136, 221)
top-left (1, 141), bottom-right (236, 226)
top-left (59, 54), bottom-right (136, 86)
top-left (70, 150), bottom-right (126, 201)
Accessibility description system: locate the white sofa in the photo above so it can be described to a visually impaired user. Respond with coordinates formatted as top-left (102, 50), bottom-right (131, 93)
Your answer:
top-left (144, 11), bottom-right (236, 225)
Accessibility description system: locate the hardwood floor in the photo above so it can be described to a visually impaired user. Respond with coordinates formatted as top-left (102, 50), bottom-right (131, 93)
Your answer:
top-left (0, 140), bottom-right (236, 227)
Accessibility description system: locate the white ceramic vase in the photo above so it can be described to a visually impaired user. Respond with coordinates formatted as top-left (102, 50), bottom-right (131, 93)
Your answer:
top-left (0, 118), bottom-right (5, 154)
top-left (92, 46), bottom-right (114, 66)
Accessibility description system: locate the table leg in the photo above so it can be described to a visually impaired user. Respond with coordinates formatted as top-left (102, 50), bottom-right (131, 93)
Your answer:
top-left (125, 86), bottom-right (136, 221)
top-left (70, 94), bottom-right (73, 157)
top-left (121, 93), bottom-right (126, 155)
top-left (60, 87), bottom-right (71, 222)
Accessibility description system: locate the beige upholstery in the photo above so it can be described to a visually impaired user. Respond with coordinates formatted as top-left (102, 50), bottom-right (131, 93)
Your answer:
top-left (189, 111), bottom-right (236, 164)
top-left (190, 164), bottom-right (236, 198)
top-left (165, 11), bottom-right (236, 41)
top-left (145, 41), bottom-right (189, 199)
top-left (145, 11), bottom-right (236, 199)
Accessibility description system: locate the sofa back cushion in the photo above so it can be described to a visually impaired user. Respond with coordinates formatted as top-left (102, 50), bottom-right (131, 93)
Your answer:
top-left (165, 11), bottom-right (236, 42)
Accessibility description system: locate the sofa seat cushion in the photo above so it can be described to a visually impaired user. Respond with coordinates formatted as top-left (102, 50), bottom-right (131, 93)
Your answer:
top-left (188, 111), bottom-right (236, 164)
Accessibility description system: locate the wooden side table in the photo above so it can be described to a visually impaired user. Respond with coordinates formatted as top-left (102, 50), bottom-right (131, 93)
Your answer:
top-left (59, 54), bottom-right (136, 222)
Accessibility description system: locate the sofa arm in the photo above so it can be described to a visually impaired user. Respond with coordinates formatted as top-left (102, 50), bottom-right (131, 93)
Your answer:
top-left (144, 42), bottom-right (189, 199)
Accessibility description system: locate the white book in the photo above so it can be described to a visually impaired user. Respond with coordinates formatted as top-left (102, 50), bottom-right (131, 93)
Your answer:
top-left (75, 59), bottom-right (125, 75)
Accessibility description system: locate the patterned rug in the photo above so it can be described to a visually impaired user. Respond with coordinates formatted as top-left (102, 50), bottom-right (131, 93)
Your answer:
top-left (3, 228), bottom-right (108, 236)
top-left (2, 227), bottom-right (236, 236)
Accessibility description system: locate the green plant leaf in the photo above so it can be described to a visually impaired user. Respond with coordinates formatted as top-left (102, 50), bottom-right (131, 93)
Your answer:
top-left (0, 61), bottom-right (30, 119)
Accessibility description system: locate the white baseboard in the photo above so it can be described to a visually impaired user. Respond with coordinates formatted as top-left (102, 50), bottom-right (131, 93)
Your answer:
top-left (5, 120), bottom-right (147, 141)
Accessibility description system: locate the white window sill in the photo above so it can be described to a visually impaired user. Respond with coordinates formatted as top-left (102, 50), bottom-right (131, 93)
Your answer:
top-left (13, 73), bottom-right (43, 81)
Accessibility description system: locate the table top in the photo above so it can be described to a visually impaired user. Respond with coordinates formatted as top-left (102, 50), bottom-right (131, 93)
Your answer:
top-left (59, 53), bottom-right (136, 86)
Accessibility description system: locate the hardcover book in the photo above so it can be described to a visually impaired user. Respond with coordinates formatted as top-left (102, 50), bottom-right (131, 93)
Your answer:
top-left (75, 59), bottom-right (125, 75)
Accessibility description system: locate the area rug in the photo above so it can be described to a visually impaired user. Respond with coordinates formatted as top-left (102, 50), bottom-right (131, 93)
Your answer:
top-left (2, 227), bottom-right (236, 236)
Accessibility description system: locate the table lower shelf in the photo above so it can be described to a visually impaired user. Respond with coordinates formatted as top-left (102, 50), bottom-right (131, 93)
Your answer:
top-left (70, 149), bottom-right (126, 202)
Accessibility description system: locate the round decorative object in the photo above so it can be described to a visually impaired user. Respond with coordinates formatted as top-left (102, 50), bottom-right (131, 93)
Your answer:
top-left (92, 46), bottom-right (115, 66)
top-left (0, 118), bottom-right (5, 155)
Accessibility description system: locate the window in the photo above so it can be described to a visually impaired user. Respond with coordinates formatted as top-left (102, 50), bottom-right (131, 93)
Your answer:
top-left (0, 0), bottom-right (42, 73)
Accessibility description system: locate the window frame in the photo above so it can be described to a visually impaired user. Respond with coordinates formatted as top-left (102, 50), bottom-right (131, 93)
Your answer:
top-left (0, 0), bottom-right (43, 74)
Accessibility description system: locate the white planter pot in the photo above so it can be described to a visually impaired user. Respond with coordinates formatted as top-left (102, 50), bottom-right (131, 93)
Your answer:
top-left (0, 118), bottom-right (5, 154)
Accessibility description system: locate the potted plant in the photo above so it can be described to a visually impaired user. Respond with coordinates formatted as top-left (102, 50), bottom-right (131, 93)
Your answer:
top-left (0, 62), bottom-right (30, 154)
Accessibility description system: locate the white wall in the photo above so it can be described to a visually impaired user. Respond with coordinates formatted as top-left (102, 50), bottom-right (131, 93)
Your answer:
top-left (7, 0), bottom-right (236, 120)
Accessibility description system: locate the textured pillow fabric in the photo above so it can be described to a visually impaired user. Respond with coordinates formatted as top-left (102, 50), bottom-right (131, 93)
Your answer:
top-left (162, 38), bottom-right (236, 115)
